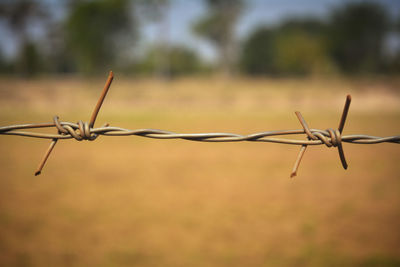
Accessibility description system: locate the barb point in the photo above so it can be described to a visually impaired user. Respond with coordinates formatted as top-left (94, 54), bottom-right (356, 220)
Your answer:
top-left (89, 71), bottom-right (114, 128)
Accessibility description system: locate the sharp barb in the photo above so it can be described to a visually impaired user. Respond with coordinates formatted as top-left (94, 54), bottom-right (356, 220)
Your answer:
top-left (337, 142), bottom-right (348, 170)
top-left (291, 145), bottom-right (308, 178)
top-left (290, 111), bottom-right (317, 177)
top-left (34, 139), bottom-right (58, 176)
top-left (89, 71), bottom-right (114, 128)
top-left (336, 95), bottom-right (351, 170)
top-left (338, 94), bottom-right (352, 134)
top-left (295, 111), bottom-right (317, 140)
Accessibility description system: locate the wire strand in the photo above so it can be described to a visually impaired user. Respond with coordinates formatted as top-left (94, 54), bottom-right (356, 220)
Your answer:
top-left (0, 72), bottom-right (398, 176)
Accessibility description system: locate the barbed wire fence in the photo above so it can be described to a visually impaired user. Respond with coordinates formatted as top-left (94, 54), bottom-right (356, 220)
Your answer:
top-left (1, 71), bottom-right (399, 177)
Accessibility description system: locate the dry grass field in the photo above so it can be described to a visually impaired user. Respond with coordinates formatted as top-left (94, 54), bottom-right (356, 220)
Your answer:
top-left (0, 76), bottom-right (399, 266)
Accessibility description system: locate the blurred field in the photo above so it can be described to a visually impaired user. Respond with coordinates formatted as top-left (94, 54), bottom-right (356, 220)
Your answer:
top-left (0, 76), bottom-right (400, 267)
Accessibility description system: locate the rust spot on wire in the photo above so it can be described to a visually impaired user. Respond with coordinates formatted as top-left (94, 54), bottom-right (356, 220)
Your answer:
top-left (0, 72), bottom-right (399, 177)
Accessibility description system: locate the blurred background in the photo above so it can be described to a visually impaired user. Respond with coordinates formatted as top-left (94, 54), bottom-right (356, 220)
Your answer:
top-left (0, 0), bottom-right (400, 266)
top-left (0, 0), bottom-right (399, 77)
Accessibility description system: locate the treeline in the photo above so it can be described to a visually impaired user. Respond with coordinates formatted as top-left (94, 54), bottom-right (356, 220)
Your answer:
top-left (0, 0), bottom-right (399, 77)
top-left (240, 2), bottom-right (399, 76)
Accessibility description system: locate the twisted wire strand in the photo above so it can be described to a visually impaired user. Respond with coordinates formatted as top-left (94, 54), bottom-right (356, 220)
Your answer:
top-left (1, 118), bottom-right (399, 145)
top-left (0, 71), bottom-right (399, 177)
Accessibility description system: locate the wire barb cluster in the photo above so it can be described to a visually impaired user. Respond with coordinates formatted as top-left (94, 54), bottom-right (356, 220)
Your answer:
top-left (0, 71), bottom-right (399, 177)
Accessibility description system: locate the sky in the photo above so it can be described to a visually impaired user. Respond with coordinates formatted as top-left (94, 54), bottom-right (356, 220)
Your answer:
top-left (1, 0), bottom-right (400, 62)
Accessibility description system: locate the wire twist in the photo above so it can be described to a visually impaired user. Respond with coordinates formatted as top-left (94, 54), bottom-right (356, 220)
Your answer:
top-left (0, 72), bottom-right (399, 177)
top-left (53, 116), bottom-right (98, 141)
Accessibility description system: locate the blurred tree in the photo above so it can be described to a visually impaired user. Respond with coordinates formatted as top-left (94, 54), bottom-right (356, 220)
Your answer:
top-left (193, 0), bottom-right (244, 77)
top-left (137, 45), bottom-right (202, 77)
top-left (279, 19), bottom-right (327, 36)
top-left (65, 0), bottom-right (136, 75)
top-left (274, 19), bottom-right (334, 75)
top-left (240, 19), bottom-right (334, 76)
top-left (0, 48), bottom-right (7, 73)
top-left (328, 2), bottom-right (390, 74)
top-left (386, 15), bottom-right (400, 73)
top-left (240, 27), bottom-right (277, 75)
top-left (136, 0), bottom-right (171, 79)
top-left (17, 41), bottom-right (42, 76)
top-left (0, 0), bottom-right (47, 76)
top-left (387, 53), bottom-right (400, 73)
top-left (398, 15), bottom-right (400, 31)
top-left (44, 21), bottom-right (76, 74)
top-left (165, 46), bottom-right (202, 77)
top-left (137, 0), bottom-right (169, 22)
top-left (274, 30), bottom-right (333, 75)
top-left (396, 16), bottom-right (400, 72)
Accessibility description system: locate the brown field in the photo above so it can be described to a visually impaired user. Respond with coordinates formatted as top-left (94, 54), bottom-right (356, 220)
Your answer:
top-left (0, 76), bottom-right (400, 266)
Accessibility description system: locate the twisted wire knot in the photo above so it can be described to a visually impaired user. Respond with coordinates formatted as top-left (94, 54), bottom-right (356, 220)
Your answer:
top-left (53, 116), bottom-right (98, 141)
top-left (293, 111), bottom-right (348, 177)
top-left (309, 128), bottom-right (342, 148)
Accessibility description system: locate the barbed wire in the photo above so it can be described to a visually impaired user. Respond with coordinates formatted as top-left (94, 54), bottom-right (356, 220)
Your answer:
top-left (0, 71), bottom-right (399, 177)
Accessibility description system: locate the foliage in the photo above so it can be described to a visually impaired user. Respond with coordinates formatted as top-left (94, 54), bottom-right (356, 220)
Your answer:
top-left (240, 19), bottom-right (334, 76)
top-left (65, 0), bottom-right (135, 75)
top-left (241, 1), bottom-right (394, 76)
top-left (0, 0), bottom-right (398, 77)
top-left (240, 27), bottom-right (277, 75)
top-left (136, 45), bottom-right (202, 77)
top-left (193, 0), bottom-right (244, 75)
top-left (0, 0), bottom-right (47, 76)
top-left (275, 20), bottom-right (334, 75)
top-left (327, 2), bottom-right (390, 73)
top-left (0, 49), bottom-right (7, 73)
top-left (274, 30), bottom-right (334, 75)
top-left (16, 42), bottom-right (42, 76)
top-left (136, 0), bottom-right (169, 22)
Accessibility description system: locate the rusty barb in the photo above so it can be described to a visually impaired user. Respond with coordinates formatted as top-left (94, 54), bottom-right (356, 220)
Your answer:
top-left (0, 72), bottom-right (399, 177)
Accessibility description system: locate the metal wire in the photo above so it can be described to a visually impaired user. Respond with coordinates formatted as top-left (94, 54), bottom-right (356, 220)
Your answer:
top-left (2, 120), bottom-right (399, 145)
top-left (0, 71), bottom-right (399, 177)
